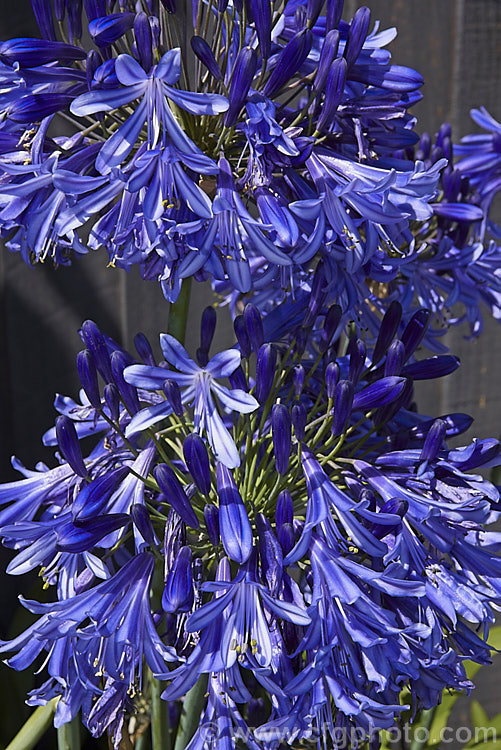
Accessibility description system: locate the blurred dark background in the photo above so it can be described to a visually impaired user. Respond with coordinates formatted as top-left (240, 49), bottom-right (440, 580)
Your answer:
top-left (0, 0), bottom-right (500, 746)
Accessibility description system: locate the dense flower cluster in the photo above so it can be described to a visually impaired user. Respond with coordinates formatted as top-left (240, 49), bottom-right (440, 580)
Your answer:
top-left (0, 1), bottom-right (460, 315)
top-left (1, 302), bottom-right (500, 748)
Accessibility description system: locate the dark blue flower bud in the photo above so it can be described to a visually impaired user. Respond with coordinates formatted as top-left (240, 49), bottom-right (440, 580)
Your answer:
top-left (420, 419), bottom-right (446, 462)
top-left (384, 340), bottom-right (405, 376)
top-left (86, 50), bottom-right (101, 90)
top-left (155, 464), bottom-right (200, 528)
top-left (76, 349), bottom-right (101, 409)
top-left (437, 121), bottom-right (452, 145)
top-left (401, 309), bottom-right (430, 360)
top-left (92, 58), bottom-right (118, 89)
top-left (352, 376), bottom-right (406, 411)
top-left (134, 12), bottom-right (153, 71)
top-left (292, 403), bottom-right (306, 440)
top-left (243, 303), bottom-right (264, 353)
top-left (81, 320), bottom-right (114, 384)
top-left (332, 380), bottom-right (353, 436)
top-left (56, 415), bottom-right (87, 477)
top-left (224, 47), bottom-right (257, 127)
top-left (370, 498), bottom-right (408, 539)
top-left (317, 57), bottom-right (346, 131)
top-left (344, 6), bottom-right (370, 69)
top-left (245, 0), bottom-right (272, 59)
top-left (0, 38), bottom-right (86, 66)
top-left (200, 306), bottom-right (217, 353)
top-left (9, 93), bottom-right (75, 124)
top-left (32, 0), bottom-right (56, 39)
top-left (276, 489), bottom-right (293, 528)
top-left (216, 463), bottom-right (252, 564)
top-left (294, 327), bottom-right (308, 357)
top-left (131, 503), bottom-right (157, 547)
top-left (307, 0), bottom-right (324, 25)
top-left (360, 487), bottom-right (376, 512)
top-left (196, 348), bottom-right (208, 367)
top-left (255, 343), bottom-right (277, 403)
top-left (54, 0), bottom-right (65, 21)
top-left (89, 13), bottom-right (135, 47)
top-left (263, 29), bottom-right (313, 99)
top-left (325, 362), bottom-right (340, 399)
top-left (278, 522), bottom-right (295, 555)
top-left (103, 383), bottom-right (120, 422)
top-left (67, 0), bottom-right (83, 41)
top-left (348, 338), bottom-right (366, 383)
top-left (191, 35), bottom-right (223, 80)
top-left (162, 546), bottom-right (194, 613)
top-left (256, 513), bottom-right (282, 594)
top-left (303, 264), bottom-right (326, 327)
top-left (326, 0), bottom-right (343, 31)
top-left (314, 30), bottom-right (340, 92)
top-left (229, 365), bottom-right (248, 392)
top-left (111, 351), bottom-right (141, 415)
top-left (234, 314), bottom-right (251, 358)
top-left (183, 433), bottom-right (211, 496)
top-left (374, 378), bottom-right (413, 426)
top-left (272, 403), bottom-right (291, 475)
top-left (57, 513), bottom-right (130, 552)
top-left (372, 301), bottom-right (402, 365)
top-left (163, 379), bottom-right (184, 418)
top-left (402, 355), bottom-right (460, 381)
top-left (204, 503), bottom-right (219, 545)
top-left (73, 466), bottom-right (129, 520)
top-left (83, 0), bottom-right (106, 22)
top-left (319, 304), bottom-right (342, 353)
top-left (431, 145), bottom-right (444, 164)
top-left (415, 131), bottom-right (431, 162)
top-left (293, 365), bottom-right (304, 397)
top-left (134, 332), bottom-right (156, 365)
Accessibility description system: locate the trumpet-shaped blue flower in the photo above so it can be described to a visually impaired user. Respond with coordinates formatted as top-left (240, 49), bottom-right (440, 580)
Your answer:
top-left (125, 334), bottom-right (258, 467)
top-left (71, 49), bottom-right (227, 176)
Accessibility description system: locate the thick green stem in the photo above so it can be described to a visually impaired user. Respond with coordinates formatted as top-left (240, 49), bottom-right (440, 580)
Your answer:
top-left (167, 278), bottom-right (192, 346)
top-left (409, 707), bottom-right (436, 750)
top-left (57, 716), bottom-right (81, 750)
top-left (6, 699), bottom-right (57, 750)
top-left (173, 675), bottom-right (209, 750)
top-left (151, 672), bottom-right (171, 750)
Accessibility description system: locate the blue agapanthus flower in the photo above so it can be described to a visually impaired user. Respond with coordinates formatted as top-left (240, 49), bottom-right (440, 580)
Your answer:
top-left (0, 300), bottom-right (500, 748)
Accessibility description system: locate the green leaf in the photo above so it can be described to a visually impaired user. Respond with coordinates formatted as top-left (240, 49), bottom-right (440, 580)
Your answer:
top-left (486, 712), bottom-right (501, 734)
top-left (471, 700), bottom-right (490, 730)
top-left (464, 741), bottom-right (501, 750)
top-left (5, 699), bottom-right (57, 750)
top-left (379, 730), bottom-right (392, 750)
top-left (151, 674), bottom-right (170, 750)
top-left (427, 691), bottom-right (461, 747)
top-left (490, 465), bottom-right (501, 486)
top-left (173, 675), bottom-right (208, 750)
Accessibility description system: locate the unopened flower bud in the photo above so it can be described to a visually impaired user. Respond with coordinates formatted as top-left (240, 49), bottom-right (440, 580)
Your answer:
top-left (183, 434), bottom-right (211, 496)
top-left (55, 415), bottom-right (87, 477)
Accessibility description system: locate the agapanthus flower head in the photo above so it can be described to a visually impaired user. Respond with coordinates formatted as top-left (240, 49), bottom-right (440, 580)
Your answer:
top-left (0, 0), bottom-right (454, 318)
top-left (0, 299), bottom-right (500, 747)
